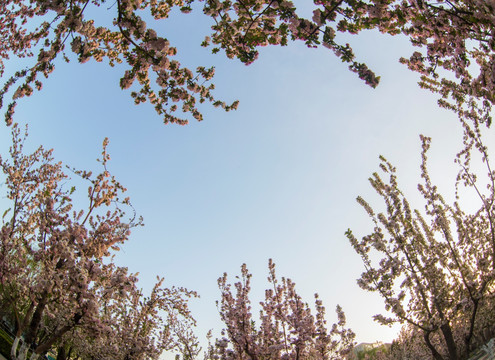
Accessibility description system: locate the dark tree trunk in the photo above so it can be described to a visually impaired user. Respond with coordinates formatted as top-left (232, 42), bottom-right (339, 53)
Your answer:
top-left (35, 311), bottom-right (83, 356)
top-left (56, 345), bottom-right (67, 360)
top-left (440, 323), bottom-right (458, 360)
top-left (24, 292), bottom-right (48, 348)
top-left (424, 330), bottom-right (444, 360)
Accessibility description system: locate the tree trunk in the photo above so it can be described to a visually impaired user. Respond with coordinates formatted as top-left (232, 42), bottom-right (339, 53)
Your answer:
top-left (24, 293), bottom-right (48, 348)
top-left (17, 341), bottom-right (29, 360)
top-left (440, 323), bottom-right (458, 360)
top-left (56, 345), bottom-right (67, 360)
top-left (56, 344), bottom-right (69, 360)
top-left (11, 336), bottom-right (21, 360)
top-left (424, 330), bottom-right (444, 360)
top-left (34, 311), bottom-right (83, 356)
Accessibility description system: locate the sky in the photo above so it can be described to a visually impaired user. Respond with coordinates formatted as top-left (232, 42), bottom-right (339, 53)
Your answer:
top-left (1, 1), bottom-right (493, 357)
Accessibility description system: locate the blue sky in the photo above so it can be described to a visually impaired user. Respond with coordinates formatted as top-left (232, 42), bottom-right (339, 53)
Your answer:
top-left (0, 3), bottom-right (489, 355)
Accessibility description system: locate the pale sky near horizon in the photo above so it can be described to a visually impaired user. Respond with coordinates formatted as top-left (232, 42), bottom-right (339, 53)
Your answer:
top-left (1, 3), bottom-right (492, 357)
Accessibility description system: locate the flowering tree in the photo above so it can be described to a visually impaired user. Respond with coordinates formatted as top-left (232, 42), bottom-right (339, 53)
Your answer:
top-left (206, 260), bottom-right (355, 360)
top-left (2, 0), bottom-right (493, 126)
top-left (346, 117), bottom-right (495, 360)
top-left (51, 275), bottom-right (200, 360)
top-left (0, 124), bottom-right (198, 360)
top-left (93, 277), bottom-right (200, 360)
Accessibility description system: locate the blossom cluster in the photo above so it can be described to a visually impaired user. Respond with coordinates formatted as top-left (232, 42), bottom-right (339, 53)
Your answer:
top-left (0, 0), bottom-right (239, 125)
top-left (205, 260), bottom-right (355, 360)
top-left (0, 125), bottom-right (199, 360)
top-left (6, 0), bottom-right (493, 126)
top-left (347, 117), bottom-right (495, 360)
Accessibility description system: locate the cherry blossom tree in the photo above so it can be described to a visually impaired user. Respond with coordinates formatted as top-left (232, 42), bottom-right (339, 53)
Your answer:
top-left (52, 274), bottom-right (200, 360)
top-left (0, 124), bottom-right (199, 360)
top-left (94, 277), bottom-right (200, 360)
top-left (2, 0), bottom-right (493, 126)
top-left (346, 117), bottom-right (495, 360)
top-left (205, 260), bottom-right (355, 360)
top-left (2, 1), bottom-right (495, 358)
